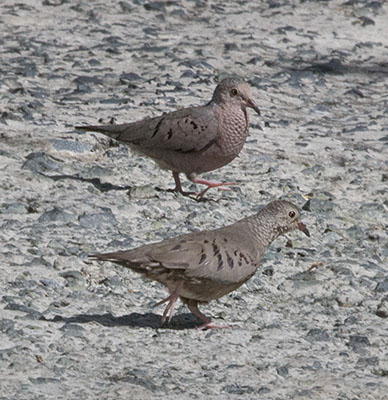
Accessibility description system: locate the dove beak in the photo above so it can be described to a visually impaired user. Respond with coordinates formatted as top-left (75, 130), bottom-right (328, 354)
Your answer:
top-left (246, 98), bottom-right (261, 116)
top-left (297, 222), bottom-right (310, 237)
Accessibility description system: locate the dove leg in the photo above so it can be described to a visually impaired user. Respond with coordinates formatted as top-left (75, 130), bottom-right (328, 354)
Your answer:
top-left (190, 177), bottom-right (237, 199)
top-left (168, 172), bottom-right (196, 196)
top-left (153, 281), bottom-right (184, 324)
top-left (187, 299), bottom-right (233, 330)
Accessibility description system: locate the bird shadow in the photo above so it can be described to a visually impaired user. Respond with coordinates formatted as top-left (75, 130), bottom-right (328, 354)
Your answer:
top-left (39, 172), bottom-right (132, 192)
top-left (40, 311), bottom-right (202, 330)
top-left (155, 186), bottom-right (223, 203)
top-left (39, 172), bottom-right (221, 201)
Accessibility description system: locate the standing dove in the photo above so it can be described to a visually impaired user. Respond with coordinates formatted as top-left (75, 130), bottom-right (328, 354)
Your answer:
top-left (76, 77), bottom-right (260, 198)
top-left (89, 200), bottom-right (310, 329)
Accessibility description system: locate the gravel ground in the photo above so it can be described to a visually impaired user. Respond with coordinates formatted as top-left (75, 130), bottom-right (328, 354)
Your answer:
top-left (1, 0), bottom-right (387, 399)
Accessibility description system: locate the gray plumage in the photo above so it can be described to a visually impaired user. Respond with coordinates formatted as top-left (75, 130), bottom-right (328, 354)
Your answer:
top-left (90, 200), bottom-right (310, 329)
top-left (76, 77), bottom-right (260, 198)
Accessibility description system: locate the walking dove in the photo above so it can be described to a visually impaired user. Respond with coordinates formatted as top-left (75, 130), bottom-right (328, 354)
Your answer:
top-left (89, 200), bottom-right (310, 329)
top-left (76, 77), bottom-right (260, 198)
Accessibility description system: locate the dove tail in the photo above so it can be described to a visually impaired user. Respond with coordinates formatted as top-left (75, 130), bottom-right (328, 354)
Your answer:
top-left (89, 251), bottom-right (129, 262)
top-left (75, 124), bottom-right (128, 139)
top-left (89, 251), bottom-right (149, 274)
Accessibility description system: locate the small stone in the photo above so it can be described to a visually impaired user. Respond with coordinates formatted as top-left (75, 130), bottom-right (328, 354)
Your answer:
top-left (0, 319), bottom-right (15, 333)
top-left (1, 202), bottom-right (27, 214)
top-left (344, 316), bottom-right (358, 325)
top-left (60, 323), bottom-right (86, 338)
top-left (38, 207), bottom-right (76, 223)
top-left (223, 383), bottom-right (255, 394)
top-left (376, 296), bottom-right (388, 318)
top-left (276, 365), bottom-right (289, 376)
top-left (128, 185), bottom-right (156, 199)
top-left (119, 72), bottom-right (143, 84)
top-left (306, 328), bottom-right (330, 342)
top-left (40, 278), bottom-right (63, 290)
top-left (49, 139), bottom-right (93, 153)
top-left (357, 357), bottom-right (379, 367)
top-left (59, 270), bottom-right (85, 287)
top-left (336, 287), bottom-right (364, 307)
top-left (347, 335), bottom-right (370, 350)
top-left (4, 302), bottom-right (42, 319)
top-left (375, 278), bottom-right (388, 293)
top-left (22, 152), bottom-right (62, 173)
top-left (302, 198), bottom-right (335, 213)
top-left (144, 2), bottom-right (166, 12)
top-left (78, 209), bottom-right (117, 229)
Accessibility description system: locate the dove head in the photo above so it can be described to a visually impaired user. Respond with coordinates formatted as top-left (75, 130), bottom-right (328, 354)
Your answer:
top-left (212, 77), bottom-right (260, 115)
top-left (262, 200), bottom-right (310, 240)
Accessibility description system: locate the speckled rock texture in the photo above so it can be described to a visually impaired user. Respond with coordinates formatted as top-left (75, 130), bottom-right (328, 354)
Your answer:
top-left (0, 0), bottom-right (387, 399)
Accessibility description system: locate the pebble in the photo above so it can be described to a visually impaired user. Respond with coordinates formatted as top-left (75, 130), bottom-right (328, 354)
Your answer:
top-left (22, 152), bottom-right (63, 174)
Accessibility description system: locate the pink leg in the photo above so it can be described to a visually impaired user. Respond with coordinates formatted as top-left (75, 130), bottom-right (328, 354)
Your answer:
top-left (190, 177), bottom-right (237, 199)
top-left (167, 172), bottom-right (196, 196)
top-left (153, 281), bottom-right (183, 324)
top-left (187, 299), bottom-right (234, 330)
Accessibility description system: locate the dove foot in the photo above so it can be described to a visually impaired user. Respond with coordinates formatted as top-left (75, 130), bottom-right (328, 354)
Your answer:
top-left (197, 322), bottom-right (234, 330)
top-left (153, 281), bottom-right (184, 324)
top-left (168, 171), bottom-right (197, 196)
top-left (187, 299), bottom-right (233, 330)
top-left (169, 172), bottom-right (236, 199)
top-left (167, 187), bottom-right (197, 197)
top-left (191, 178), bottom-right (237, 199)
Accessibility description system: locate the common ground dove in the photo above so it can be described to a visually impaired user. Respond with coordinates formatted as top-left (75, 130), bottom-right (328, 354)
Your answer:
top-left (89, 200), bottom-right (310, 329)
top-left (76, 77), bottom-right (260, 198)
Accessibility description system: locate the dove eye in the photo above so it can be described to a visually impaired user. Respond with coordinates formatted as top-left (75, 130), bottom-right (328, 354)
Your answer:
top-left (288, 211), bottom-right (296, 218)
top-left (230, 88), bottom-right (238, 96)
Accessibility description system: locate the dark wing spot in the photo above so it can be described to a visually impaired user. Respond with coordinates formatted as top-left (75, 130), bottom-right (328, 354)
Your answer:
top-left (151, 117), bottom-right (165, 138)
top-left (204, 239), bottom-right (209, 244)
top-left (212, 239), bottom-right (220, 256)
top-left (226, 251), bottom-right (234, 269)
top-left (240, 252), bottom-right (248, 263)
top-left (217, 254), bottom-right (223, 270)
top-left (199, 253), bottom-right (207, 264)
top-left (190, 121), bottom-right (198, 129)
top-left (223, 238), bottom-right (228, 243)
